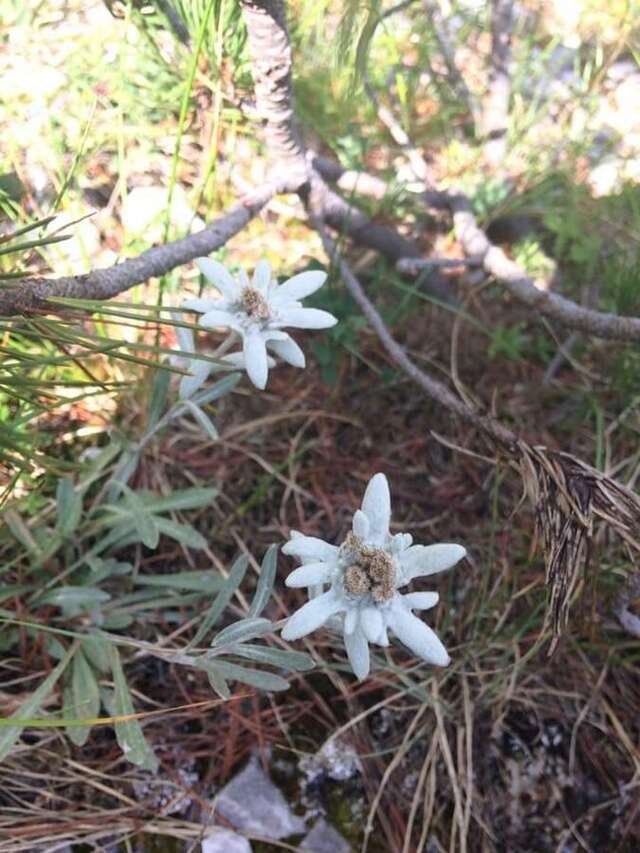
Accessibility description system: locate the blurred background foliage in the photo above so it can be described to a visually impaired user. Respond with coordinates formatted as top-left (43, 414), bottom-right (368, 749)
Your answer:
top-left (2, 0), bottom-right (640, 849)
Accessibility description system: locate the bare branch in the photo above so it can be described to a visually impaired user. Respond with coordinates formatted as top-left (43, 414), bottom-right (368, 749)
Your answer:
top-left (239, 0), bottom-right (308, 186)
top-left (239, 0), bottom-right (452, 297)
top-left (0, 185), bottom-right (276, 316)
top-left (449, 194), bottom-right (640, 343)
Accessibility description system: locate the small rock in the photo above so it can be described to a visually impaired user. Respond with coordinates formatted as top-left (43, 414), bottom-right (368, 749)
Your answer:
top-left (214, 756), bottom-right (305, 840)
top-left (301, 818), bottom-right (352, 853)
top-left (300, 738), bottom-right (361, 784)
top-left (202, 827), bottom-right (252, 853)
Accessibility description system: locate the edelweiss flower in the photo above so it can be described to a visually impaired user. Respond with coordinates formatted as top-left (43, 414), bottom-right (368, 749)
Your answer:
top-left (182, 258), bottom-right (337, 390)
top-left (281, 473), bottom-right (466, 680)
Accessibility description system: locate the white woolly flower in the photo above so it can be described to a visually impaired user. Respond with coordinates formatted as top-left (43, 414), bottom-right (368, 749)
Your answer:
top-left (171, 314), bottom-right (263, 400)
top-left (281, 473), bottom-right (466, 680)
top-left (181, 258), bottom-right (337, 390)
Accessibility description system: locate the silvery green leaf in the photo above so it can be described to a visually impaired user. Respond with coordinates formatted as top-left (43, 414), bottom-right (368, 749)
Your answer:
top-left (36, 586), bottom-right (111, 612)
top-left (102, 612), bottom-right (134, 630)
top-left (153, 517), bottom-right (207, 549)
top-left (190, 372), bottom-right (240, 407)
top-left (135, 570), bottom-right (224, 592)
top-left (110, 646), bottom-right (158, 772)
top-left (81, 636), bottom-right (112, 673)
top-left (79, 440), bottom-right (122, 492)
top-left (106, 448), bottom-right (141, 502)
top-left (206, 665), bottom-right (231, 700)
top-left (147, 368), bottom-right (171, 430)
top-left (248, 544), bottom-right (278, 618)
top-left (119, 484), bottom-right (159, 549)
top-left (211, 660), bottom-right (290, 692)
top-left (55, 477), bottom-right (83, 538)
top-left (84, 558), bottom-right (132, 584)
top-left (191, 555), bottom-right (248, 646)
top-left (183, 400), bottom-right (219, 440)
top-left (227, 644), bottom-right (315, 672)
top-left (46, 636), bottom-right (68, 660)
top-left (0, 644), bottom-right (74, 761)
top-left (212, 617), bottom-right (273, 647)
top-left (4, 509), bottom-right (41, 554)
top-left (138, 487), bottom-right (218, 513)
top-left (66, 649), bottom-right (100, 747)
top-left (0, 584), bottom-right (33, 604)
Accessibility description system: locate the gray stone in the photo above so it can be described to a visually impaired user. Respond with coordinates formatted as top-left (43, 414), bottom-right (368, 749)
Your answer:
top-left (202, 827), bottom-right (252, 853)
top-left (214, 756), bottom-right (305, 840)
top-left (301, 818), bottom-right (352, 853)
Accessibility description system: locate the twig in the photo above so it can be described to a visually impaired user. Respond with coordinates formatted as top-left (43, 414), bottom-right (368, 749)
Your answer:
top-left (312, 214), bottom-right (516, 448)
top-left (397, 257), bottom-right (482, 273)
top-left (449, 193), bottom-right (640, 343)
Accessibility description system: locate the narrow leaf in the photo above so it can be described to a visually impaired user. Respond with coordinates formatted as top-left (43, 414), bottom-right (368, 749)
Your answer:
top-left (248, 544), bottom-right (278, 618)
top-left (229, 644), bottom-right (315, 672)
top-left (212, 618), bottom-right (273, 647)
top-left (67, 649), bottom-right (100, 746)
top-left (110, 646), bottom-right (158, 772)
top-left (56, 477), bottom-right (83, 538)
top-left (183, 399), bottom-right (219, 440)
top-left (210, 660), bottom-right (290, 692)
top-left (147, 368), bottom-right (171, 430)
top-left (153, 517), bottom-right (207, 549)
top-left (191, 555), bottom-right (248, 646)
top-left (135, 570), bottom-right (224, 592)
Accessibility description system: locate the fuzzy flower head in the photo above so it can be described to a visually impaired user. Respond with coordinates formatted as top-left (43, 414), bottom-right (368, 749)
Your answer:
top-left (281, 473), bottom-right (466, 680)
top-left (182, 258), bottom-right (337, 390)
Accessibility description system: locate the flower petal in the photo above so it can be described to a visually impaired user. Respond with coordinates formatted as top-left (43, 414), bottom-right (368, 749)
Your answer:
top-left (281, 591), bottom-right (342, 641)
top-left (199, 309), bottom-right (238, 330)
top-left (222, 351), bottom-right (275, 369)
top-left (267, 336), bottom-right (306, 368)
top-left (252, 259), bottom-right (272, 294)
top-left (360, 606), bottom-right (384, 644)
top-left (179, 358), bottom-right (212, 399)
top-left (270, 270), bottom-right (327, 305)
top-left (388, 605), bottom-right (450, 666)
top-left (361, 473), bottom-right (391, 545)
top-left (352, 509), bottom-right (370, 539)
top-left (344, 626), bottom-right (370, 680)
top-left (243, 332), bottom-right (269, 389)
top-left (282, 535), bottom-right (339, 563)
top-left (276, 307), bottom-right (338, 330)
top-left (400, 544), bottom-right (466, 583)
top-left (196, 258), bottom-right (238, 301)
top-left (285, 562), bottom-right (333, 588)
top-left (401, 591), bottom-right (439, 611)
top-left (344, 608), bottom-right (357, 634)
top-left (171, 313), bottom-right (194, 354)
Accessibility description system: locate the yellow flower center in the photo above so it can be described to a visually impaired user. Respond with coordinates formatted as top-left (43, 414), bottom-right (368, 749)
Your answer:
top-left (241, 287), bottom-right (271, 321)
